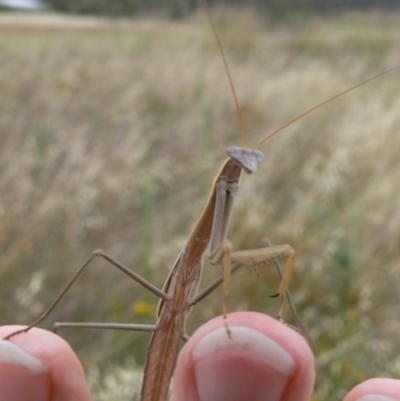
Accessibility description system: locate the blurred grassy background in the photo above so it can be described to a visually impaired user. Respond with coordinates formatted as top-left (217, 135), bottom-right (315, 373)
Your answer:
top-left (1, 6), bottom-right (400, 401)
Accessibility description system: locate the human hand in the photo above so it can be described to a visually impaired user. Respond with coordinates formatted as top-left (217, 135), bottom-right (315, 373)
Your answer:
top-left (1, 312), bottom-right (399, 401)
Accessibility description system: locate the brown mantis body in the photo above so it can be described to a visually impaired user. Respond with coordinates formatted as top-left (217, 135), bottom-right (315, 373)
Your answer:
top-left (140, 146), bottom-right (295, 401)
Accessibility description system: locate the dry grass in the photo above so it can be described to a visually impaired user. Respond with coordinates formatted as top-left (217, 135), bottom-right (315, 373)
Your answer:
top-left (1, 7), bottom-right (400, 401)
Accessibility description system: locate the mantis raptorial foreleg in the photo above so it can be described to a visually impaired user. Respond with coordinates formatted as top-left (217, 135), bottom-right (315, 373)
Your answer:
top-left (209, 236), bottom-right (295, 321)
top-left (206, 151), bottom-right (295, 322)
top-left (231, 244), bottom-right (295, 318)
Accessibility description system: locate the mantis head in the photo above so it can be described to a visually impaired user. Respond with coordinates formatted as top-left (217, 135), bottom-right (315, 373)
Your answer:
top-left (227, 146), bottom-right (264, 174)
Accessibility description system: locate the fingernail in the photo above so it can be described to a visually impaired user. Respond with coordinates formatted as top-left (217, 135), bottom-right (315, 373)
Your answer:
top-left (193, 326), bottom-right (295, 401)
top-left (356, 396), bottom-right (400, 401)
top-left (0, 340), bottom-right (50, 401)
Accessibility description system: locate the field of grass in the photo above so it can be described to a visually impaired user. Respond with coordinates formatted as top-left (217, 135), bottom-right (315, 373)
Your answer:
top-left (1, 6), bottom-right (400, 401)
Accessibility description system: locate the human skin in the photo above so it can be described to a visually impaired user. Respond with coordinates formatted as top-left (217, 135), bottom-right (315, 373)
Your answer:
top-left (1, 312), bottom-right (400, 401)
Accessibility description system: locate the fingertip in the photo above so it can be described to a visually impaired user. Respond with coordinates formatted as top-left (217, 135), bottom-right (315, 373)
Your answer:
top-left (0, 326), bottom-right (92, 401)
top-left (0, 339), bottom-right (50, 401)
top-left (171, 312), bottom-right (315, 401)
top-left (344, 378), bottom-right (400, 401)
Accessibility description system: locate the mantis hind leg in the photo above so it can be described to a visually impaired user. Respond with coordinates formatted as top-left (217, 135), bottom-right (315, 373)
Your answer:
top-left (3, 250), bottom-right (169, 341)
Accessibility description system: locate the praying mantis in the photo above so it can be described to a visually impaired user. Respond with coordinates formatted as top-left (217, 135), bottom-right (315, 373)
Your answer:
top-left (3, 2), bottom-right (400, 401)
